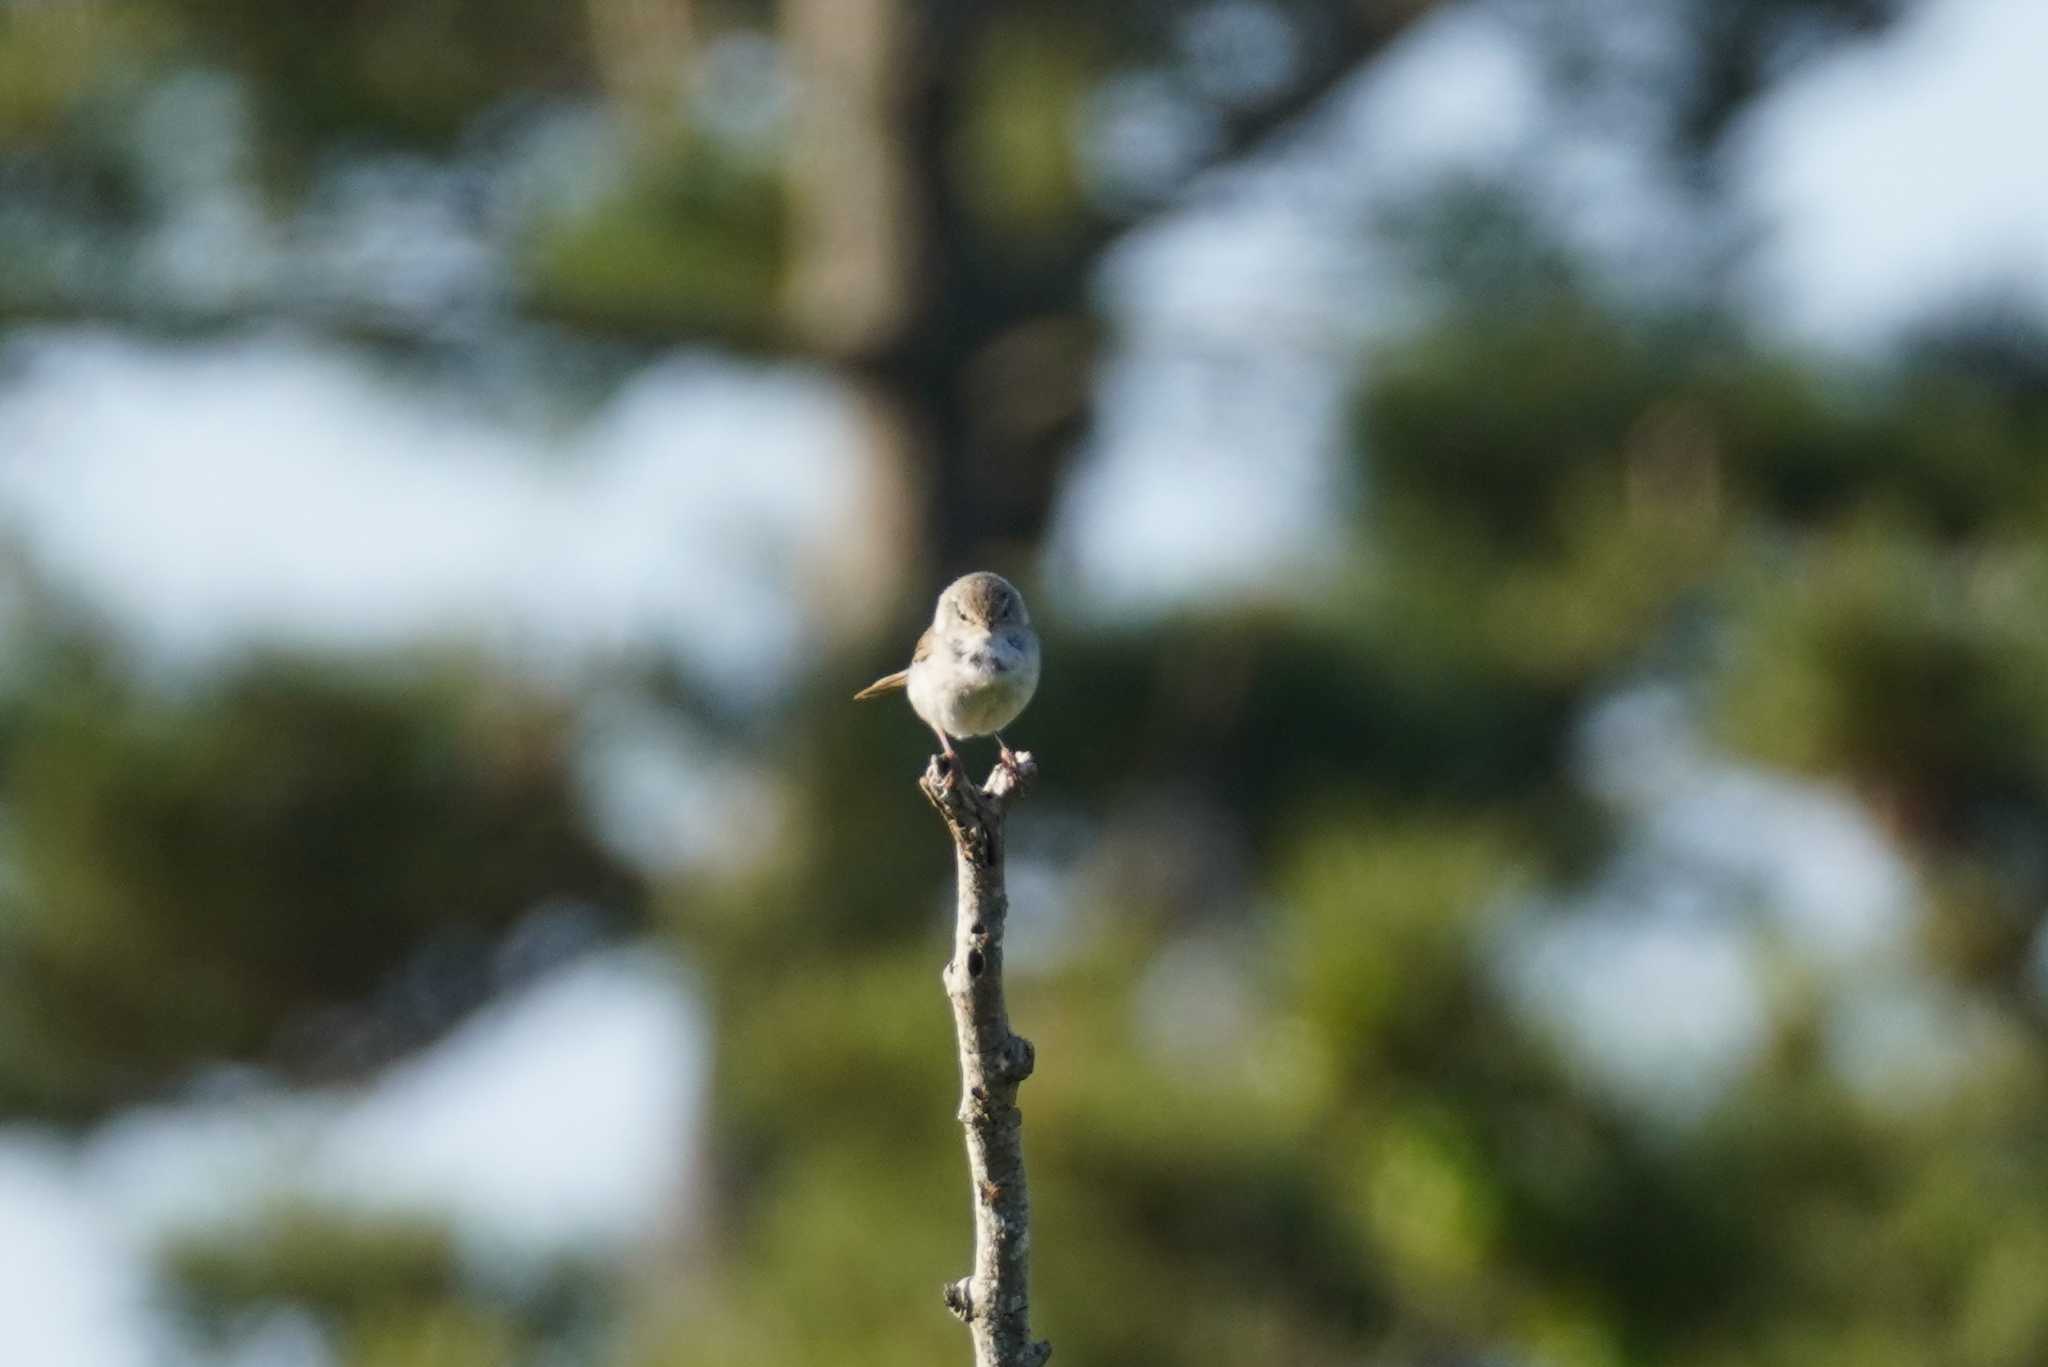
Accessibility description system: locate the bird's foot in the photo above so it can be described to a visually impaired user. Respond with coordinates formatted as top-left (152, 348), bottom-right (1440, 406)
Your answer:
top-left (991, 739), bottom-right (1036, 796)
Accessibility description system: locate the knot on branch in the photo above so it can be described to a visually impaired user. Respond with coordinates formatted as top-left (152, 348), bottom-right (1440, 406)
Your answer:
top-left (992, 1033), bottom-right (1036, 1084)
top-left (943, 1277), bottom-right (975, 1322)
top-left (959, 1083), bottom-right (996, 1124)
top-left (1024, 1341), bottom-right (1053, 1367)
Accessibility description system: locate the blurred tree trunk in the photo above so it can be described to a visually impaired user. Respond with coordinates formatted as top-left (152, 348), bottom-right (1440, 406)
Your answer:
top-left (779, 0), bottom-right (1443, 585)
top-left (585, 0), bottom-right (698, 125)
top-left (780, 0), bottom-right (1066, 594)
top-left (778, 0), bottom-right (916, 355)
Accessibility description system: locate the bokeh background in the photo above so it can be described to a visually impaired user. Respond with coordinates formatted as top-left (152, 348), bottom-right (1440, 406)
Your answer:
top-left (3, 0), bottom-right (2047, 1363)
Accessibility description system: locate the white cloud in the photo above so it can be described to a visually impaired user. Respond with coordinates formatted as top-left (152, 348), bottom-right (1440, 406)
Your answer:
top-left (312, 951), bottom-right (706, 1262)
top-left (0, 332), bottom-right (863, 696)
top-left (1491, 685), bottom-right (1921, 1120)
top-left (0, 1136), bottom-right (153, 1367)
top-left (1495, 902), bottom-right (1769, 1120)
top-left (0, 950), bottom-right (705, 1362)
top-left (1335, 2), bottom-right (1543, 186)
top-left (1738, 0), bottom-right (2048, 348)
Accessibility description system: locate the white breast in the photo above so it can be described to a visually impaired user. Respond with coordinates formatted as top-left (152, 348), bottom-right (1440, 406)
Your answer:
top-left (908, 629), bottom-right (1041, 739)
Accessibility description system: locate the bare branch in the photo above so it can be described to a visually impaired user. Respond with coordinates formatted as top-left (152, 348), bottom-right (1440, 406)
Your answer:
top-left (1190, 2), bottom-right (1441, 183)
top-left (919, 751), bottom-right (1050, 1367)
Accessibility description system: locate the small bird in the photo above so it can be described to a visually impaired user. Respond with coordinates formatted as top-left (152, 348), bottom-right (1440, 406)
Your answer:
top-left (855, 571), bottom-right (1041, 770)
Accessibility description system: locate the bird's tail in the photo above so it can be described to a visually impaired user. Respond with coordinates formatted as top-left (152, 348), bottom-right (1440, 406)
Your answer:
top-left (853, 669), bottom-right (909, 700)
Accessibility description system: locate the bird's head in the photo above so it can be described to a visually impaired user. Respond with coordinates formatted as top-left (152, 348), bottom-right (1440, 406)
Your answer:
top-left (936, 572), bottom-right (1030, 631)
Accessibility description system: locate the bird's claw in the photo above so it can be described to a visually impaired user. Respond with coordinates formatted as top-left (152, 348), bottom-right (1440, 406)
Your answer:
top-left (996, 746), bottom-right (1035, 789)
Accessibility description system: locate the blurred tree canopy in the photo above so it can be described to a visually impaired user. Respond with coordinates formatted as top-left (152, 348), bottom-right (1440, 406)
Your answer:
top-left (0, 640), bottom-right (635, 1118)
top-left (14, 1), bottom-right (2048, 1366)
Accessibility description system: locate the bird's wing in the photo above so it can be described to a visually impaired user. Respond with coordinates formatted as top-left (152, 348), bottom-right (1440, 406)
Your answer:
top-left (852, 629), bottom-right (934, 700)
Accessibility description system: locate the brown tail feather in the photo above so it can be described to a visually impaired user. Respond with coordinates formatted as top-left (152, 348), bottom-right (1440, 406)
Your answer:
top-left (853, 669), bottom-right (909, 700)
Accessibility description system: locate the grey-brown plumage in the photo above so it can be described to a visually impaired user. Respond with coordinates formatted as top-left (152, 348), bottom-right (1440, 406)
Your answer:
top-left (856, 572), bottom-right (1041, 768)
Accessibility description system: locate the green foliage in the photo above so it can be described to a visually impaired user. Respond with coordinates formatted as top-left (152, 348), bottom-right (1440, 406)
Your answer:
top-left (165, 1203), bottom-right (463, 1320)
top-left (1716, 518), bottom-right (2048, 823)
top-left (956, 16), bottom-right (1098, 246)
top-left (0, 651), bottom-right (635, 1118)
top-left (163, 1201), bottom-right (612, 1365)
top-left (153, 0), bottom-right (592, 148)
top-left (0, 2), bottom-right (181, 145)
top-left (522, 141), bottom-right (786, 345)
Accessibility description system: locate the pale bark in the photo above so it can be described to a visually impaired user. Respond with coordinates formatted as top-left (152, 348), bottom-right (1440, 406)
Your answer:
top-left (919, 752), bottom-right (1050, 1367)
top-left (777, 0), bottom-right (915, 356)
top-left (584, 0), bottom-right (697, 126)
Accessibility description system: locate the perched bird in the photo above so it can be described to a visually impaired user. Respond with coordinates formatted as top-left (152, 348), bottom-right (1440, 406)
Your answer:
top-left (855, 571), bottom-right (1041, 770)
